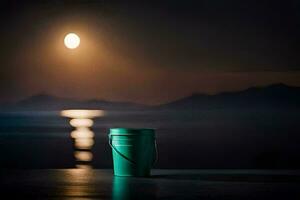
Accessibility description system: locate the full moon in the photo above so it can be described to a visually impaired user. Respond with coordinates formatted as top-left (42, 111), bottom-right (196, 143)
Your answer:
top-left (64, 33), bottom-right (80, 49)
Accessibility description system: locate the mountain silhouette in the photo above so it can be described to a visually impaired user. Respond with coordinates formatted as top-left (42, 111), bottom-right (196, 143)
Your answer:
top-left (1, 83), bottom-right (299, 111)
top-left (159, 83), bottom-right (300, 110)
top-left (2, 94), bottom-right (149, 111)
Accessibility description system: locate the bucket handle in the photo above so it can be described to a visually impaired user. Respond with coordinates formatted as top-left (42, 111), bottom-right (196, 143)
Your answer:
top-left (153, 139), bottom-right (158, 166)
top-left (109, 134), bottom-right (158, 166)
top-left (109, 134), bottom-right (136, 165)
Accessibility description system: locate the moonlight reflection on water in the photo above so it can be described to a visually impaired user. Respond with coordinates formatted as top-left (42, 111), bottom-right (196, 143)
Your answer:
top-left (61, 109), bottom-right (105, 168)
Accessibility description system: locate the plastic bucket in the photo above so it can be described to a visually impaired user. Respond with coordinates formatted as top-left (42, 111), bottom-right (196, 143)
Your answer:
top-left (109, 128), bottom-right (157, 177)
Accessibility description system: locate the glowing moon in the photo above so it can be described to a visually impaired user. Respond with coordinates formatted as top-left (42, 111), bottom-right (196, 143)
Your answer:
top-left (64, 33), bottom-right (80, 49)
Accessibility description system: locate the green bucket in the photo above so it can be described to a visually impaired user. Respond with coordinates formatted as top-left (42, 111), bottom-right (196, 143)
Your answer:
top-left (109, 128), bottom-right (157, 177)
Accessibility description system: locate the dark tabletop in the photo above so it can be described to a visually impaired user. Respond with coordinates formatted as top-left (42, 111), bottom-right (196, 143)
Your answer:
top-left (1, 169), bottom-right (300, 199)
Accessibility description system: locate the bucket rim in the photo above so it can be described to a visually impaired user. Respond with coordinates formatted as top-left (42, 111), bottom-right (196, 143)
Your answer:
top-left (109, 128), bottom-right (155, 135)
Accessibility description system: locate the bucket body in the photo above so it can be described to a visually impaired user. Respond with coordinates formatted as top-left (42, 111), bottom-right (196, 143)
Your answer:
top-left (109, 128), bottom-right (156, 177)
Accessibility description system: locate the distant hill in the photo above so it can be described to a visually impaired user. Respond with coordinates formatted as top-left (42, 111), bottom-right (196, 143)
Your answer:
top-left (1, 83), bottom-right (300, 111)
top-left (1, 94), bottom-right (149, 111)
top-left (159, 83), bottom-right (300, 110)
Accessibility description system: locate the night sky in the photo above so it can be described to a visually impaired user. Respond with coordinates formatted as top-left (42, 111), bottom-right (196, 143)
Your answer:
top-left (1, 0), bottom-right (300, 105)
